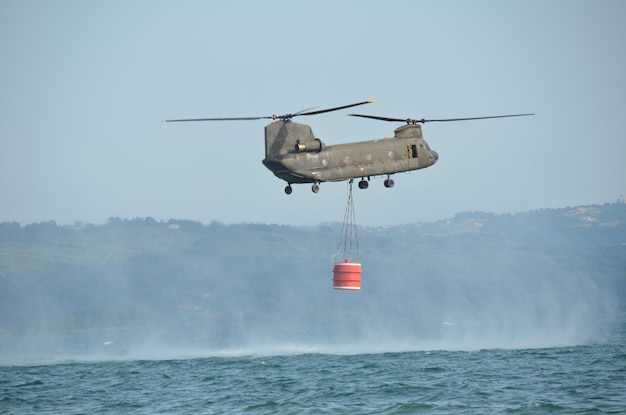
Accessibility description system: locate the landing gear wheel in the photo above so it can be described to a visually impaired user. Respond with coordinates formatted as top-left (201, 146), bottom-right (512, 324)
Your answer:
top-left (284, 185), bottom-right (293, 195)
top-left (384, 178), bottom-right (395, 188)
top-left (312, 183), bottom-right (320, 193)
top-left (358, 179), bottom-right (369, 190)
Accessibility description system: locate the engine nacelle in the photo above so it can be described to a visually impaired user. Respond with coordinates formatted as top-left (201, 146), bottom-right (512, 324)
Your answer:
top-left (295, 138), bottom-right (323, 153)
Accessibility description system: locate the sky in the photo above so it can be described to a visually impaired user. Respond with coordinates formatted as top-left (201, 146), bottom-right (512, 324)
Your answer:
top-left (1, 0), bottom-right (625, 227)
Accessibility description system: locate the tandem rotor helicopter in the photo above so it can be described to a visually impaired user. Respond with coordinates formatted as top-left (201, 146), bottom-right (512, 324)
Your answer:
top-left (162, 100), bottom-right (533, 194)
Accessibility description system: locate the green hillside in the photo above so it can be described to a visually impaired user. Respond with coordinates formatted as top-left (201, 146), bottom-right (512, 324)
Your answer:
top-left (1, 203), bottom-right (624, 339)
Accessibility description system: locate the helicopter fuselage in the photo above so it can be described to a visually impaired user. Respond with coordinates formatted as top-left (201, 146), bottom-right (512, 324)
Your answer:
top-left (162, 100), bottom-right (532, 194)
top-left (261, 121), bottom-right (438, 188)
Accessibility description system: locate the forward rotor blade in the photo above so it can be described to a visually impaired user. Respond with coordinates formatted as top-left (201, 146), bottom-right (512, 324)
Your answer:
top-left (418, 113), bottom-right (535, 123)
top-left (348, 114), bottom-right (406, 122)
top-left (348, 113), bottom-right (535, 124)
top-left (296, 100), bottom-right (375, 117)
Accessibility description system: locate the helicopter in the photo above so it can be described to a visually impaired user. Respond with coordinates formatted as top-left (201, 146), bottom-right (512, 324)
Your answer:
top-left (162, 100), bottom-right (533, 194)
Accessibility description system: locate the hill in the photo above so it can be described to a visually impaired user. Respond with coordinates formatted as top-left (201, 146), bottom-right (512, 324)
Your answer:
top-left (1, 203), bottom-right (625, 354)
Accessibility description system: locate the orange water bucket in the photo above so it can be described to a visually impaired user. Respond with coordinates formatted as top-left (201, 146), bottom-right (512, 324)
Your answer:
top-left (333, 259), bottom-right (362, 290)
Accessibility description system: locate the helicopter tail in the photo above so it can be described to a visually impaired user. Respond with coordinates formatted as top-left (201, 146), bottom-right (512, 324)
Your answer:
top-left (264, 121), bottom-right (317, 158)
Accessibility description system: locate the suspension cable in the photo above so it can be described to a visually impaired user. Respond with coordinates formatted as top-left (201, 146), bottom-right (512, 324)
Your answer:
top-left (335, 179), bottom-right (360, 262)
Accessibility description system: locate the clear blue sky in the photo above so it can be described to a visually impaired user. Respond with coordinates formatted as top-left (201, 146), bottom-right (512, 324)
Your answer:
top-left (2, 1), bottom-right (625, 226)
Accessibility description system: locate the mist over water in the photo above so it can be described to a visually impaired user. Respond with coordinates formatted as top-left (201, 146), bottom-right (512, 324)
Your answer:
top-left (0, 209), bottom-right (623, 366)
top-left (2, 265), bottom-right (616, 367)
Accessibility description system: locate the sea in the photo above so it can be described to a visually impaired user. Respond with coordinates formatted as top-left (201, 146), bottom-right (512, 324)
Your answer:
top-left (1, 320), bottom-right (625, 414)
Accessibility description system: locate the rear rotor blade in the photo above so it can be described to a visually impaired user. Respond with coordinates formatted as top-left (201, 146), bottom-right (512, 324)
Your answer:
top-left (296, 100), bottom-right (375, 117)
top-left (162, 100), bottom-right (375, 123)
top-left (162, 116), bottom-right (272, 123)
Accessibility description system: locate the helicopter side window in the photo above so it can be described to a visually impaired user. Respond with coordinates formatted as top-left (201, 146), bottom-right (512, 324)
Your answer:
top-left (408, 144), bottom-right (418, 159)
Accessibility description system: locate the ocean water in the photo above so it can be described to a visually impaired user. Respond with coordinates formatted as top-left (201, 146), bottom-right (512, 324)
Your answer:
top-left (1, 320), bottom-right (625, 414)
